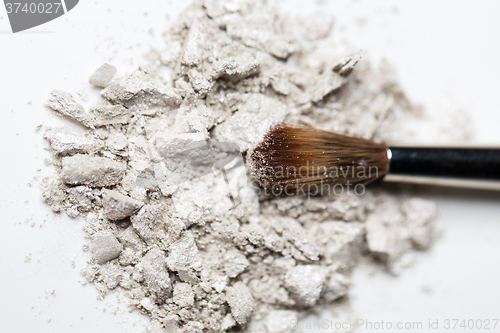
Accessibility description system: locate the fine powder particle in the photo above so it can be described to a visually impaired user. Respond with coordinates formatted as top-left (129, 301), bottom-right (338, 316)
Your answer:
top-left (39, 1), bottom-right (449, 332)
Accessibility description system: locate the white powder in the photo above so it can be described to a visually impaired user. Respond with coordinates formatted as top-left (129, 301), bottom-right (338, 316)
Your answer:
top-left (40, 0), bottom-right (452, 332)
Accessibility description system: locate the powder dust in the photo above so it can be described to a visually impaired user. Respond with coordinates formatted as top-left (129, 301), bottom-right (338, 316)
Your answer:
top-left (40, 0), bottom-right (456, 332)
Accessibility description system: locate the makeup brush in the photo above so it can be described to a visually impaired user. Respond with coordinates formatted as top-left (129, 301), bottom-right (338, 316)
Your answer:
top-left (248, 124), bottom-right (500, 192)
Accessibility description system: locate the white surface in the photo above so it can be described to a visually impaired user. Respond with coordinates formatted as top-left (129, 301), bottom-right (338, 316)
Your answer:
top-left (1, 1), bottom-right (500, 332)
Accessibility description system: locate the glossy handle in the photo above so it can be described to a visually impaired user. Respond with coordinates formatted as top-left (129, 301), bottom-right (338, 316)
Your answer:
top-left (388, 147), bottom-right (500, 180)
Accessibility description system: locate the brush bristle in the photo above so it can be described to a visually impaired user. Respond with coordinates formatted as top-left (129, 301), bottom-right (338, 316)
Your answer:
top-left (248, 124), bottom-right (389, 193)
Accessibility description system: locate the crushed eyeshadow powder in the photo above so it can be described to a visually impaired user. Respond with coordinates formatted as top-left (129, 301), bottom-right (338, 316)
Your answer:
top-left (38, 0), bottom-right (462, 332)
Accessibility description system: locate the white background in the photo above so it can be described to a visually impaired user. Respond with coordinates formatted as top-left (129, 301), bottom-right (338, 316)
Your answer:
top-left (1, 1), bottom-right (499, 332)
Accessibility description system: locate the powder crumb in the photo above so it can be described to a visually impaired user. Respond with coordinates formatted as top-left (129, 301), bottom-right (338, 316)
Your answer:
top-left (264, 310), bottom-right (298, 333)
top-left (44, 90), bottom-right (92, 127)
top-left (77, 87), bottom-right (89, 102)
top-left (37, 0), bottom-right (459, 331)
top-left (421, 283), bottom-right (434, 294)
top-left (173, 282), bottom-right (195, 307)
top-left (25, 253), bottom-right (32, 263)
top-left (89, 63), bottom-right (117, 88)
top-left (223, 249), bottom-right (250, 278)
top-left (220, 314), bottom-right (236, 331)
top-left (91, 231), bottom-right (123, 264)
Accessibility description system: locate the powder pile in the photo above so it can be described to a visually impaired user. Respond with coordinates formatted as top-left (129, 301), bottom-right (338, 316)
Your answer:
top-left (41, 0), bottom-right (439, 332)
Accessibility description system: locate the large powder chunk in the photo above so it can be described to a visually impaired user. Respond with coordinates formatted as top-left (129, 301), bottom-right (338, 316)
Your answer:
top-left (226, 282), bottom-right (255, 325)
top-left (284, 265), bottom-right (327, 307)
top-left (89, 104), bottom-right (132, 126)
top-left (61, 155), bottom-right (126, 187)
top-left (131, 204), bottom-right (162, 244)
top-left (45, 90), bottom-right (91, 126)
top-left (181, 17), bottom-right (259, 96)
top-left (139, 247), bottom-right (171, 302)
top-left (173, 282), bottom-right (195, 308)
top-left (91, 231), bottom-right (123, 264)
top-left (102, 70), bottom-right (181, 108)
top-left (166, 231), bottom-right (202, 272)
top-left (44, 130), bottom-right (97, 156)
top-left (223, 249), bottom-right (250, 278)
top-left (222, 12), bottom-right (297, 58)
top-left (154, 131), bottom-right (210, 161)
top-left (365, 196), bottom-right (437, 274)
top-left (102, 189), bottom-right (144, 221)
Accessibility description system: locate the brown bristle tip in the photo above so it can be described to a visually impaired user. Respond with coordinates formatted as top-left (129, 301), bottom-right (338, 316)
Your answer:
top-left (248, 124), bottom-right (389, 193)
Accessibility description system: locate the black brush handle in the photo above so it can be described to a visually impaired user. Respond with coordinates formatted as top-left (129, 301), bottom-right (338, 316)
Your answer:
top-left (388, 147), bottom-right (500, 180)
